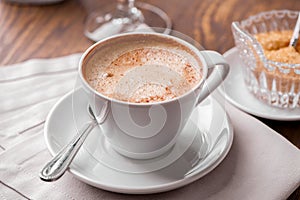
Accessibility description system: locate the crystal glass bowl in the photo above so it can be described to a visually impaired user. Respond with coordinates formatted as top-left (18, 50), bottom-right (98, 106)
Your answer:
top-left (232, 10), bottom-right (300, 109)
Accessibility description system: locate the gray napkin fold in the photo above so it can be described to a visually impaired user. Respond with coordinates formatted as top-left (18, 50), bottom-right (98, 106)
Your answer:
top-left (0, 54), bottom-right (299, 200)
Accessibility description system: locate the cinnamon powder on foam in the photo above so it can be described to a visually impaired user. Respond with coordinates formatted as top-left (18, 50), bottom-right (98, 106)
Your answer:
top-left (86, 47), bottom-right (201, 103)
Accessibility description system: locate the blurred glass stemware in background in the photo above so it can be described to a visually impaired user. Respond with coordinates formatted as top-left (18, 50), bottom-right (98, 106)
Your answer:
top-left (84, 0), bottom-right (172, 42)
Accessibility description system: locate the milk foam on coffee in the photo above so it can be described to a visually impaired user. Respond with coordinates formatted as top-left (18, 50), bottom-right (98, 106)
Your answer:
top-left (83, 34), bottom-right (202, 103)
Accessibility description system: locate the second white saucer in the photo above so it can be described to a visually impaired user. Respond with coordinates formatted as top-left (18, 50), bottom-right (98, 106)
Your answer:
top-left (220, 47), bottom-right (300, 121)
top-left (44, 88), bottom-right (233, 194)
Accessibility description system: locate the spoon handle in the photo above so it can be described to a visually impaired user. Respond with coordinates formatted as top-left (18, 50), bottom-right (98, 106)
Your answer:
top-left (39, 121), bottom-right (97, 182)
top-left (290, 12), bottom-right (300, 48)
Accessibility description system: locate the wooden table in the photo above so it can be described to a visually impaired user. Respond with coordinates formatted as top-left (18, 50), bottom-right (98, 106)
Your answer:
top-left (0, 0), bottom-right (299, 198)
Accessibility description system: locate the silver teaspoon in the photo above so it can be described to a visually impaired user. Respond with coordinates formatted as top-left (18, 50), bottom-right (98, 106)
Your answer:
top-left (290, 12), bottom-right (300, 48)
top-left (39, 103), bottom-right (109, 182)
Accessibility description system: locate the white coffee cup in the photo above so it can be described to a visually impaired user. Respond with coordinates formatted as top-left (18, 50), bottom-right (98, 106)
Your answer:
top-left (79, 32), bottom-right (229, 159)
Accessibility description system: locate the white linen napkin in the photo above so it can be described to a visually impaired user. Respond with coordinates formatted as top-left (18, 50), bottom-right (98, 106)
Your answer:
top-left (0, 54), bottom-right (300, 200)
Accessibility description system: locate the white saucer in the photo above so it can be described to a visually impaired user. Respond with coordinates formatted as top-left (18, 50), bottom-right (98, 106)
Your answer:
top-left (44, 88), bottom-right (233, 194)
top-left (220, 47), bottom-right (300, 121)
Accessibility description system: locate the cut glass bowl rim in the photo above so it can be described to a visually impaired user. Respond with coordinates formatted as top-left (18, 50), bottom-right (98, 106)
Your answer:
top-left (233, 10), bottom-right (300, 71)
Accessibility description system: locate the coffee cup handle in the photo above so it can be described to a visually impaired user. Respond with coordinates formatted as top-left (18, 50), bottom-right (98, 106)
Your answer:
top-left (195, 50), bottom-right (229, 107)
